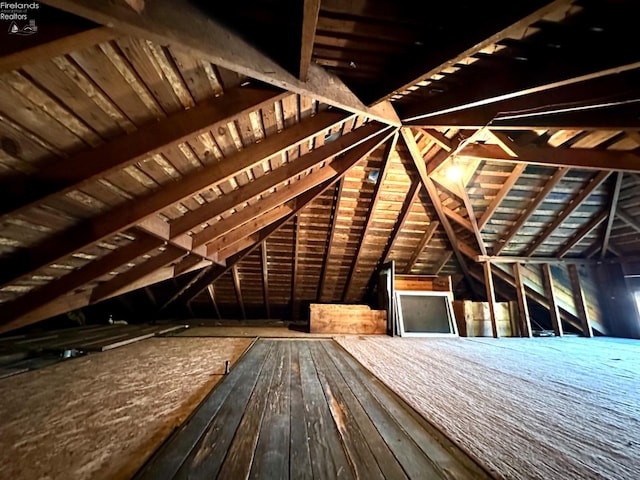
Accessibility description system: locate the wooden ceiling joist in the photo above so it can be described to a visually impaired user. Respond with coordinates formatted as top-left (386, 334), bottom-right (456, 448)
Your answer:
top-left (0, 233), bottom-right (163, 332)
top-left (457, 140), bottom-right (640, 173)
top-left (524, 170), bottom-right (610, 256)
top-left (0, 87), bottom-right (288, 221)
top-left (41, 0), bottom-right (401, 126)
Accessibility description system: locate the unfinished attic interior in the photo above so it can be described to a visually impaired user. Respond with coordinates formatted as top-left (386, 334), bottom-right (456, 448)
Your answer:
top-left (1, 0), bottom-right (640, 478)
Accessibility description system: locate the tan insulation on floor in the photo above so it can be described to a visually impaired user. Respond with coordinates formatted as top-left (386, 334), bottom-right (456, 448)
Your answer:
top-left (0, 337), bottom-right (252, 480)
top-left (336, 336), bottom-right (640, 480)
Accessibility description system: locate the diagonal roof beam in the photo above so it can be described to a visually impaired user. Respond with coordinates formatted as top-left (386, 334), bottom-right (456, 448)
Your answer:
top-left (90, 246), bottom-right (186, 303)
top-left (400, 127), bottom-right (475, 292)
top-left (168, 122), bottom-right (391, 239)
top-left (41, 0), bottom-right (400, 126)
top-left (0, 87), bottom-right (287, 221)
top-left (479, 164), bottom-right (527, 229)
top-left (493, 168), bottom-right (568, 256)
top-left (601, 172), bottom-right (624, 258)
top-left (318, 181), bottom-right (344, 302)
top-left (457, 139), bottom-right (640, 173)
top-left (342, 132), bottom-right (398, 301)
top-left (555, 210), bottom-right (608, 258)
top-left (404, 221), bottom-right (440, 274)
top-left (261, 242), bottom-right (270, 320)
top-left (300, 0), bottom-right (320, 81)
top-left (0, 26), bottom-right (117, 73)
top-left (0, 233), bottom-right (163, 333)
top-left (404, 69), bottom-right (640, 129)
top-left (205, 130), bottom-right (394, 260)
top-left (524, 171), bottom-right (611, 256)
top-left (368, 0), bottom-right (574, 105)
top-left (231, 265), bottom-right (246, 320)
top-left (0, 110), bottom-right (349, 289)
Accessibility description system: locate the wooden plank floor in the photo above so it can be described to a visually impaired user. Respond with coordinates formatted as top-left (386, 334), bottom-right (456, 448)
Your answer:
top-left (135, 339), bottom-right (491, 479)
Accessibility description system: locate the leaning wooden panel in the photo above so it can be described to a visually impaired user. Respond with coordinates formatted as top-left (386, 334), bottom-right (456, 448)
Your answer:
top-left (0, 336), bottom-right (253, 480)
top-left (309, 304), bottom-right (386, 334)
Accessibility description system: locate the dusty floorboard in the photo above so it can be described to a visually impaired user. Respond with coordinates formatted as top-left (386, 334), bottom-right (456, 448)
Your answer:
top-left (176, 326), bottom-right (335, 337)
top-left (0, 336), bottom-right (252, 480)
top-left (336, 336), bottom-right (640, 480)
top-left (136, 339), bottom-right (491, 479)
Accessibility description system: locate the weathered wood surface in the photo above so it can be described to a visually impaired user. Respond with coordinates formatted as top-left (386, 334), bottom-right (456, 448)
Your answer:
top-left (136, 339), bottom-right (491, 479)
top-left (453, 300), bottom-right (515, 337)
top-left (337, 336), bottom-right (640, 480)
top-left (0, 337), bottom-right (252, 480)
top-left (309, 304), bottom-right (386, 334)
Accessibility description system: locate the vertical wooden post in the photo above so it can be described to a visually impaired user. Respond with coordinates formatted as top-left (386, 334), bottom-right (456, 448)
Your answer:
top-left (291, 215), bottom-right (300, 321)
top-left (483, 261), bottom-right (499, 338)
top-left (513, 263), bottom-right (532, 337)
top-left (567, 264), bottom-right (593, 337)
top-left (541, 263), bottom-right (563, 336)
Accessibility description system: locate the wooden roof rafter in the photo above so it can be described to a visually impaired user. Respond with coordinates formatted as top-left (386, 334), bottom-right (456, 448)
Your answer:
top-left (40, 0), bottom-right (401, 126)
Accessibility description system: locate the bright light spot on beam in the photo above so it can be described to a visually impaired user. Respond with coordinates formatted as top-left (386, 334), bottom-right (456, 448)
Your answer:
top-left (446, 164), bottom-right (463, 182)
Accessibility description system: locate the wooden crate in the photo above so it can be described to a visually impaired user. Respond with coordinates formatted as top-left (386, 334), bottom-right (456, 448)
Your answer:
top-left (453, 301), bottom-right (517, 337)
top-left (309, 304), bottom-right (387, 334)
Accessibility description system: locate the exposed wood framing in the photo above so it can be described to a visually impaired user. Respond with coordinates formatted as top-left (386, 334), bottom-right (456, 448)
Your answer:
top-left (300, 0), bottom-right (321, 81)
top-left (404, 69), bottom-right (640, 129)
top-left (342, 132), bottom-right (397, 300)
top-left (405, 221), bottom-right (440, 274)
top-left (0, 234), bottom-right (163, 332)
top-left (372, 0), bottom-right (575, 105)
top-left (232, 265), bottom-right (246, 320)
top-left (617, 208), bottom-right (640, 234)
top-left (318, 181), bottom-right (343, 302)
top-left (207, 284), bottom-right (222, 321)
top-left (401, 56), bottom-right (640, 122)
top-left (601, 172), bottom-right (624, 257)
top-left (524, 171), bottom-right (610, 256)
top-left (261, 242), bottom-right (271, 320)
top-left (90, 246), bottom-right (185, 303)
top-left (513, 263), bottom-right (532, 337)
top-left (493, 168), bottom-right (568, 256)
top-left (434, 251), bottom-right (453, 275)
top-left (0, 111), bottom-right (350, 289)
top-left (567, 264), bottom-right (593, 337)
top-left (541, 264), bottom-right (563, 336)
top-left (457, 141), bottom-right (640, 173)
top-left (0, 88), bottom-right (288, 220)
top-left (556, 210), bottom-right (608, 258)
top-left (401, 128), bottom-right (475, 292)
top-left (483, 261), bottom-right (499, 338)
top-left (0, 26), bottom-right (118, 73)
top-left (479, 164), bottom-right (526, 229)
top-left (458, 183), bottom-right (487, 256)
top-left (41, 0), bottom-right (401, 126)
top-left (291, 215), bottom-right (300, 320)
top-left (168, 121), bottom-right (388, 238)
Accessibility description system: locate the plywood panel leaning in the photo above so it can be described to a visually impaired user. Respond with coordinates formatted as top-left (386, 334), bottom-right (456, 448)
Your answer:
top-left (309, 304), bottom-right (386, 334)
